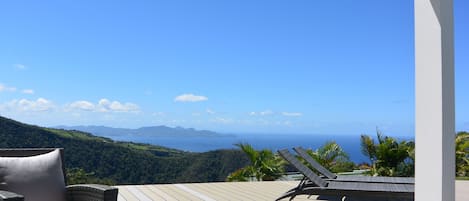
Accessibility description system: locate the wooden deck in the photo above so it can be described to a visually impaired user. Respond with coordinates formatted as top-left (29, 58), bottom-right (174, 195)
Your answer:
top-left (116, 180), bottom-right (469, 201)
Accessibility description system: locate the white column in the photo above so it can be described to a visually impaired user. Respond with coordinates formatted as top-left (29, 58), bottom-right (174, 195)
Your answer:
top-left (415, 0), bottom-right (455, 201)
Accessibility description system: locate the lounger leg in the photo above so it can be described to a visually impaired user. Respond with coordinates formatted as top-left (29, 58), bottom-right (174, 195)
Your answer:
top-left (276, 176), bottom-right (314, 201)
top-left (275, 191), bottom-right (297, 201)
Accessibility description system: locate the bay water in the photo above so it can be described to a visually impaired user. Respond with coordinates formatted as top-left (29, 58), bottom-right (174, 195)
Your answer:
top-left (108, 133), bottom-right (372, 163)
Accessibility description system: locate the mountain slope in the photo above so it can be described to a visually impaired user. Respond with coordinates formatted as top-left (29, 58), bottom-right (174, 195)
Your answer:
top-left (0, 116), bottom-right (248, 184)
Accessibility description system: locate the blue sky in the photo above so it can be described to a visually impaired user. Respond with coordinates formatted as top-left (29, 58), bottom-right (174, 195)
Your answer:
top-left (0, 0), bottom-right (468, 136)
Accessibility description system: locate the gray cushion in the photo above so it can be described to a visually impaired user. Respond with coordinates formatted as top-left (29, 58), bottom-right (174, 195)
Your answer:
top-left (0, 149), bottom-right (66, 201)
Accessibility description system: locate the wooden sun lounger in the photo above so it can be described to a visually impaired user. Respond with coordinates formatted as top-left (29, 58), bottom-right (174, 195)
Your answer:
top-left (277, 149), bottom-right (414, 201)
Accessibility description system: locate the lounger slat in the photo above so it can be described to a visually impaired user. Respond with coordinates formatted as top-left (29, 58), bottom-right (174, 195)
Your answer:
top-left (293, 147), bottom-right (337, 179)
top-left (278, 149), bottom-right (328, 187)
top-left (335, 175), bottom-right (414, 184)
top-left (327, 181), bottom-right (414, 193)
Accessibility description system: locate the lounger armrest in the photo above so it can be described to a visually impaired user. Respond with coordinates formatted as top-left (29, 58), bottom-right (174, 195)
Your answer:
top-left (0, 190), bottom-right (24, 201)
top-left (66, 184), bottom-right (118, 201)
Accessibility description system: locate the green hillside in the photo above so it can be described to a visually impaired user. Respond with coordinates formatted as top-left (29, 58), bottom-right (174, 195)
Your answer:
top-left (0, 116), bottom-right (249, 184)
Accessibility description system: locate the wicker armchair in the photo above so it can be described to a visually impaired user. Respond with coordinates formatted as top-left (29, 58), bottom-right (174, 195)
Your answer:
top-left (0, 148), bottom-right (118, 201)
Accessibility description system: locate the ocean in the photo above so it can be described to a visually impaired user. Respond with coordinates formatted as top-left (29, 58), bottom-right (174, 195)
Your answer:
top-left (107, 133), bottom-right (371, 163)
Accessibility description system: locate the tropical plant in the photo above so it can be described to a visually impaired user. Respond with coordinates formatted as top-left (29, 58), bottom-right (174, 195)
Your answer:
top-left (226, 143), bottom-right (285, 181)
top-left (66, 168), bottom-right (116, 185)
top-left (304, 141), bottom-right (355, 173)
top-left (456, 132), bottom-right (469, 177)
top-left (360, 135), bottom-right (376, 165)
top-left (360, 130), bottom-right (414, 177)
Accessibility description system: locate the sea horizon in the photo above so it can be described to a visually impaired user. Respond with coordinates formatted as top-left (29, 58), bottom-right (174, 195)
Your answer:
top-left (99, 132), bottom-right (415, 164)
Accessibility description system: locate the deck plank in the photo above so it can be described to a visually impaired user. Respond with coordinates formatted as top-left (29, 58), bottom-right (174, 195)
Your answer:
top-left (183, 183), bottom-right (234, 200)
top-left (175, 184), bottom-right (216, 201)
top-left (157, 184), bottom-right (204, 201)
top-left (117, 194), bottom-right (127, 201)
top-left (117, 186), bottom-right (140, 201)
top-left (126, 186), bottom-right (153, 201)
top-left (115, 180), bottom-right (469, 201)
top-left (144, 185), bottom-right (178, 201)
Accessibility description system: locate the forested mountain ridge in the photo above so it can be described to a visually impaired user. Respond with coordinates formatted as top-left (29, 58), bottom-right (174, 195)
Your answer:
top-left (0, 116), bottom-right (249, 184)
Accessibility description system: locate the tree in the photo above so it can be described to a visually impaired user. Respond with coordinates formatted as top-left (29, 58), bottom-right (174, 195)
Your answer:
top-left (360, 135), bottom-right (376, 166)
top-left (305, 141), bottom-right (354, 173)
top-left (66, 168), bottom-right (115, 185)
top-left (456, 132), bottom-right (469, 177)
top-left (360, 130), bottom-right (414, 177)
top-left (227, 143), bottom-right (284, 181)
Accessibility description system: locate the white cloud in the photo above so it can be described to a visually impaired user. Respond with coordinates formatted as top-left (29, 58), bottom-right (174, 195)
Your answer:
top-left (174, 94), bottom-right (208, 102)
top-left (0, 84), bottom-right (17, 92)
top-left (68, 101), bottom-right (95, 111)
top-left (1, 98), bottom-right (55, 112)
top-left (260, 110), bottom-right (274, 116)
top-left (206, 109), bottom-right (215, 114)
top-left (282, 112), bottom-right (303, 117)
top-left (21, 89), bottom-right (35, 94)
top-left (0, 84), bottom-right (35, 94)
top-left (98, 98), bottom-right (140, 112)
top-left (65, 99), bottom-right (140, 113)
top-left (250, 110), bottom-right (274, 116)
top-left (14, 64), bottom-right (26, 70)
top-left (249, 110), bottom-right (301, 117)
top-left (98, 99), bottom-right (111, 109)
top-left (110, 101), bottom-right (139, 112)
top-left (210, 117), bottom-right (234, 124)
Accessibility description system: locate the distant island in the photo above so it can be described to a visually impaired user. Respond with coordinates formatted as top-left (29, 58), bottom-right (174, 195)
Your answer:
top-left (55, 125), bottom-right (232, 138)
